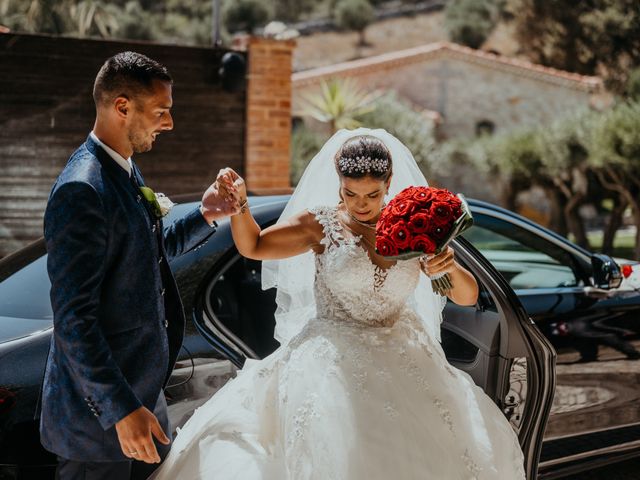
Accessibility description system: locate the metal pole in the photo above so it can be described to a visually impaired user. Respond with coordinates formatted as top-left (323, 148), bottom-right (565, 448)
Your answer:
top-left (212, 0), bottom-right (221, 47)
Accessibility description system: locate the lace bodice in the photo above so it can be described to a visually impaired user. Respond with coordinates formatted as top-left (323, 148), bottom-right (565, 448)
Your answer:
top-left (310, 206), bottom-right (421, 327)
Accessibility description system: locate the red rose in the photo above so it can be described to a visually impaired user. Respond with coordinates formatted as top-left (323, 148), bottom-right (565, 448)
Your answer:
top-left (622, 264), bottom-right (633, 278)
top-left (433, 188), bottom-right (454, 200)
top-left (390, 198), bottom-right (416, 217)
top-left (410, 234), bottom-right (437, 254)
top-left (377, 211), bottom-right (399, 232)
top-left (408, 212), bottom-right (429, 233)
top-left (427, 220), bottom-right (452, 241)
top-left (376, 235), bottom-right (398, 257)
top-left (389, 222), bottom-right (411, 250)
top-left (412, 188), bottom-right (434, 204)
top-left (430, 201), bottom-right (453, 226)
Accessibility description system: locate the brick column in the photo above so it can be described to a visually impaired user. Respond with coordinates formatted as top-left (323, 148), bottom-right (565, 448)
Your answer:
top-left (242, 36), bottom-right (295, 194)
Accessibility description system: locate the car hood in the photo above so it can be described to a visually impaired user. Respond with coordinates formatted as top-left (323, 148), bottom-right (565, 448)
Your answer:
top-left (0, 315), bottom-right (52, 345)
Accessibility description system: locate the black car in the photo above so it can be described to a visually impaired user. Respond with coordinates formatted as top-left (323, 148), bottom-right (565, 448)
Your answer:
top-left (0, 195), bottom-right (636, 479)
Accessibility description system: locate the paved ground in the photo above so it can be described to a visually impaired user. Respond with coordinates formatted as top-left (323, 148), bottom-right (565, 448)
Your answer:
top-left (562, 457), bottom-right (640, 479)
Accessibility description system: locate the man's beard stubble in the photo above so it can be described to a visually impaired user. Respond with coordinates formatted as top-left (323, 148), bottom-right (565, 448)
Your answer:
top-left (128, 126), bottom-right (153, 154)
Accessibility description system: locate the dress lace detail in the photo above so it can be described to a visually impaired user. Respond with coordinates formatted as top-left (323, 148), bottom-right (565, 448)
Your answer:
top-left (309, 206), bottom-right (420, 328)
top-left (151, 205), bottom-right (526, 480)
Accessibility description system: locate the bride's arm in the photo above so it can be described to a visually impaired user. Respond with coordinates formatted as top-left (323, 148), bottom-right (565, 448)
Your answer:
top-left (219, 168), bottom-right (322, 261)
top-left (420, 247), bottom-right (479, 306)
top-left (231, 207), bottom-right (322, 260)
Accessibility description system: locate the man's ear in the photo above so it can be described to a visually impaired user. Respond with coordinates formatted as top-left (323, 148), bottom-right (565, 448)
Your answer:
top-left (114, 96), bottom-right (130, 119)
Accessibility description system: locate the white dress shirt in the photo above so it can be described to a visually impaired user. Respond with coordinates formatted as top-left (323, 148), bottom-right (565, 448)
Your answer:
top-left (90, 131), bottom-right (133, 177)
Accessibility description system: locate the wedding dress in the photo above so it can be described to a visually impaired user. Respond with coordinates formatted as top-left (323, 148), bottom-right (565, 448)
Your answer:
top-left (152, 205), bottom-right (525, 480)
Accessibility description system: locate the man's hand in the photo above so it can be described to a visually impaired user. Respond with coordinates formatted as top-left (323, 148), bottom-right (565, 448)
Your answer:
top-left (115, 406), bottom-right (170, 464)
top-left (200, 169), bottom-right (242, 223)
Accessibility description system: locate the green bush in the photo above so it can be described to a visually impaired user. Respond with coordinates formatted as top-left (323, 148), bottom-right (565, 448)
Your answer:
top-left (290, 126), bottom-right (329, 186)
top-left (358, 93), bottom-right (436, 176)
top-left (334, 0), bottom-right (374, 44)
top-left (627, 68), bottom-right (640, 101)
top-left (444, 0), bottom-right (500, 48)
top-left (223, 0), bottom-right (272, 34)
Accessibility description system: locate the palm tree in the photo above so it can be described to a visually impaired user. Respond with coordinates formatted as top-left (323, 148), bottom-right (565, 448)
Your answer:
top-left (1, 0), bottom-right (118, 37)
top-left (295, 78), bottom-right (381, 133)
top-left (69, 0), bottom-right (119, 37)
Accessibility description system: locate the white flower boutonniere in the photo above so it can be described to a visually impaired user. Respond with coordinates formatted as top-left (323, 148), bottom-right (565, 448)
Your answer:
top-left (139, 186), bottom-right (175, 218)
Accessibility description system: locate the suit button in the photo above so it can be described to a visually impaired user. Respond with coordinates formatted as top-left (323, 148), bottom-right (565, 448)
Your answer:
top-left (161, 288), bottom-right (166, 297)
top-left (164, 319), bottom-right (169, 328)
top-left (136, 195), bottom-right (142, 203)
top-left (158, 257), bottom-right (163, 265)
top-left (152, 225), bottom-right (157, 233)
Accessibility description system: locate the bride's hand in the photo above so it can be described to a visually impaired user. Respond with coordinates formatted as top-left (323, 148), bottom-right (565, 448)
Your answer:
top-left (419, 246), bottom-right (456, 276)
top-left (217, 168), bottom-right (247, 206)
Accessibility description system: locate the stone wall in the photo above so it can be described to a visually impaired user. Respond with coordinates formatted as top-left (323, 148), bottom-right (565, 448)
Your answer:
top-left (293, 43), bottom-right (604, 140)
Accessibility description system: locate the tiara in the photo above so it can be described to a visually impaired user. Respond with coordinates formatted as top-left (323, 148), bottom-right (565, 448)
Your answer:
top-left (338, 156), bottom-right (390, 175)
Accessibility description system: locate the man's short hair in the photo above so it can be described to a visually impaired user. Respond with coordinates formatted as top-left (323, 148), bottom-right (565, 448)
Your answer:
top-left (93, 51), bottom-right (173, 107)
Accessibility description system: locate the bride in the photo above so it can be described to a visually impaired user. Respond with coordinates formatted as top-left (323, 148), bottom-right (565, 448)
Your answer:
top-left (152, 128), bottom-right (525, 479)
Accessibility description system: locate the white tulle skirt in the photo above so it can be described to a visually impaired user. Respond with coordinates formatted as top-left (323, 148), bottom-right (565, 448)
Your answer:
top-left (152, 313), bottom-right (525, 479)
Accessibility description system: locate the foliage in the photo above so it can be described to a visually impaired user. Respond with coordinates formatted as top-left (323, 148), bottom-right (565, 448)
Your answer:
top-left (626, 68), bottom-right (640, 101)
top-left (271, 0), bottom-right (316, 23)
top-left (0, 0), bottom-right (119, 37)
top-left (294, 78), bottom-right (381, 133)
top-left (358, 93), bottom-right (436, 175)
top-left (334, 0), bottom-right (374, 45)
top-left (506, 0), bottom-right (640, 93)
top-left (587, 102), bottom-right (640, 171)
top-left (431, 101), bottom-right (640, 257)
top-left (290, 126), bottom-right (329, 185)
top-left (444, 0), bottom-right (501, 49)
top-left (223, 0), bottom-right (272, 34)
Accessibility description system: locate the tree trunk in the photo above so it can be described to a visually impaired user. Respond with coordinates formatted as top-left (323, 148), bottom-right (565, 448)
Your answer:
top-left (602, 197), bottom-right (627, 255)
top-left (501, 182), bottom-right (518, 212)
top-left (358, 30), bottom-right (366, 47)
top-left (564, 193), bottom-right (590, 250)
top-left (545, 187), bottom-right (568, 236)
top-left (631, 203), bottom-right (640, 261)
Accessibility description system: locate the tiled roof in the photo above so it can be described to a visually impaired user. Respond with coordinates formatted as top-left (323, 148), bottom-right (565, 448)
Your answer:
top-left (292, 41), bottom-right (603, 92)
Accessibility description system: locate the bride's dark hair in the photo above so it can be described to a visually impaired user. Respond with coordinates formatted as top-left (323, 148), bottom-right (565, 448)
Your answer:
top-left (334, 135), bottom-right (392, 181)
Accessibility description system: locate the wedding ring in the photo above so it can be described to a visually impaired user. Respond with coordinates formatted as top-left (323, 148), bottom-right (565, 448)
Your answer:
top-left (129, 451), bottom-right (139, 455)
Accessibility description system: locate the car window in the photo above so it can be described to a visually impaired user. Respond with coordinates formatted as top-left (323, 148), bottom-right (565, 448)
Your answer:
top-left (0, 255), bottom-right (53, 320)
top-left (464, 215), bottom-right (581, 289)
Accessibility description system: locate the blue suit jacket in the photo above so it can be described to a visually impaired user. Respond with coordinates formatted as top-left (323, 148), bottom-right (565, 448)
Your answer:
top-left (39, 135), bottom-right (216, 461)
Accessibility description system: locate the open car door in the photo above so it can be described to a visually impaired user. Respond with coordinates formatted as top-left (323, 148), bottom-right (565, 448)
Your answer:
top-left (194, 218), bottom-right (556, 479)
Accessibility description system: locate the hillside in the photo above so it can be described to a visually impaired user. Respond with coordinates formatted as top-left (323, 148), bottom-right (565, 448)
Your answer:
top-left (292, 10), bottom-right (522, 72)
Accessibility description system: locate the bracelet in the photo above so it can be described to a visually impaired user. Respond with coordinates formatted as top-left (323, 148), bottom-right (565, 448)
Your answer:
top-left (239, 199), bottom-right (248, 214)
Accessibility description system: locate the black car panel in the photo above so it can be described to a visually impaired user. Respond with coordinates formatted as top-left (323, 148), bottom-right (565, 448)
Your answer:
top-left (464, 200), bottom-right (640, 476)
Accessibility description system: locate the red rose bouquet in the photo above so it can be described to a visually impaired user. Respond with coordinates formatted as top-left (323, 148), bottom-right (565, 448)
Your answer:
top-left (375, 186), bottom-right (473, 295)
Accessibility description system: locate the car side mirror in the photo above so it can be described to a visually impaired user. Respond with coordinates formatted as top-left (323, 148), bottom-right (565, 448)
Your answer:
top-left (591, 253), bottom-right (623, 289)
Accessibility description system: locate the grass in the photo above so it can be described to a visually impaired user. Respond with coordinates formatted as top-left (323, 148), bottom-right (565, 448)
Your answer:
top-left (580, 229), bottom-right (637, 260)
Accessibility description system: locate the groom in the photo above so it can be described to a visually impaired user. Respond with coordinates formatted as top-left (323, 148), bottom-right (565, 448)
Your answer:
top-left (40, 51), bottom-right (238, 479)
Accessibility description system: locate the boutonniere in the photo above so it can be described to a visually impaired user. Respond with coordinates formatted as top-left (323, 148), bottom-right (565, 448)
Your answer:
top-left (139, 186), bottom-right (175, 218)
